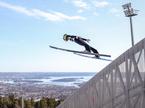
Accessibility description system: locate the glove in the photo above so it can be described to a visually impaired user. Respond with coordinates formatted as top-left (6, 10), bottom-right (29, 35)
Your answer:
top-left (86, 39), bottom-right (91, 42)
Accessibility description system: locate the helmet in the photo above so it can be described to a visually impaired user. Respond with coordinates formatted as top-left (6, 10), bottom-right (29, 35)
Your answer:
top-left (63, 34), bottom-right (68, 41)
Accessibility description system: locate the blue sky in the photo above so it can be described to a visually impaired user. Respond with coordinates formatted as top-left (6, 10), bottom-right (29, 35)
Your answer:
top-left (0, 0), bottom-right (145, 72)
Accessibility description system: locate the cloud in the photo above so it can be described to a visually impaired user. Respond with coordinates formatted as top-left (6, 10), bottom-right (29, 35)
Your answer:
top-left (93, 12), bottom-right (99, 16)
top-left (72, 0), bottom-right (88, 9)
top-left (53, 11), bottom-right (86, 20)
top-left (65, 0), bottom-right (110, 14)
top-left (31, 9), bottom-right (85, 21)
top-left (109, 8), bottom-right (121, 16)
top-left (93, 1), bottom-right (109, 8)
top-left (66, 0), bottom-right (89, 13)
top-left (0, 1), bottom-right (34, 16)
top-left (109, 8), bottom-right (120, 14)
top-left (0, 1), bottom-right (86, 21)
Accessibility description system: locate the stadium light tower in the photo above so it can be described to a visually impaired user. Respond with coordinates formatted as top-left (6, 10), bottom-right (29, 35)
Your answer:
top-left (122, 3), bottom-right (138, 46)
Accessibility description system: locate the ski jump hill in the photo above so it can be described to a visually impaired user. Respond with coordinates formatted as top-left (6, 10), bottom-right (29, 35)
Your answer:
top-left (57, 38), bottom-right (145, 108)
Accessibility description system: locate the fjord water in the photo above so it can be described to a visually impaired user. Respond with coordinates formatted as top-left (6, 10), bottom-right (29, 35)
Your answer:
top-left (0, 72), bottom-right (96, 87)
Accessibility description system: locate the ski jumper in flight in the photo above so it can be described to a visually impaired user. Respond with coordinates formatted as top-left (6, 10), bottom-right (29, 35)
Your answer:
top-left (63, 34), bottom-right (99, 58)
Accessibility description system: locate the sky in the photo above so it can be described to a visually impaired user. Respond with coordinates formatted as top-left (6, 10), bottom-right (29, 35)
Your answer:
top-left (0, 0), bottom-right (145, 72)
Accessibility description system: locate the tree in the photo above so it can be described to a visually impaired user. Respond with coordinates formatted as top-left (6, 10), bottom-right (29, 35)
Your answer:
top-left (47, 98), bottom-right (56, 108)
top-left (30, 98), bottom-right (35, 108)
top-left (40, 98), bottom-right (47, 108)
top-left (24, 100), bottom-right (32, 108)
top-left (34, 101), bottom-right (40, 108)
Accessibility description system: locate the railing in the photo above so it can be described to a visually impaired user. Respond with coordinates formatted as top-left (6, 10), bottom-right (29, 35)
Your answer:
top-left (57, 38), bottom-right (145, 108)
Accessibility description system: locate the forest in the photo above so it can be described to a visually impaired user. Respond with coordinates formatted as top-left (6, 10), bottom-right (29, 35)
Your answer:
top-left (0, 94), bottom-right (63, 108)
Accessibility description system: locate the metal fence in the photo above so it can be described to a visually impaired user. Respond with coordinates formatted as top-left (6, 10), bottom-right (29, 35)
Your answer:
top-left (57, 38), bottom-right (145, 108)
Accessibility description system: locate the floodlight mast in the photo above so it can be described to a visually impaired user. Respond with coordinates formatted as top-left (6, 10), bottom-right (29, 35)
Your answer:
top-left (122, 3), bottom-right (138, 46)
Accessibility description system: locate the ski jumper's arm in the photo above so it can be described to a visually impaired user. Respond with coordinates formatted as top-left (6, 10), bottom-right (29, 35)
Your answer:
top-left (66, 35), bottom-right (76, 39)
top-left (79, 37), bottom-right (90, 41)
top-left (66, 35), bottom-right (90, 42)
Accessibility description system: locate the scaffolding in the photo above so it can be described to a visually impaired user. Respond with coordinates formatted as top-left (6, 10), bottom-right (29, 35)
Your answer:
top-left (57, 38), bottom-right (145, 108)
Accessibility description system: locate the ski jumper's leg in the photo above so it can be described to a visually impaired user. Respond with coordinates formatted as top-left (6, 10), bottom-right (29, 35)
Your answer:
top-left (90, 47), bottom-right (99, 58)
top-left (84, 45), bottom-right (91, 52)
top-left (75, 38), bottom-right (91, 52)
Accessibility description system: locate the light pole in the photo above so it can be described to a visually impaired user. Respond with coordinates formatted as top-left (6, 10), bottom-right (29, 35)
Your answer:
top-left (122, 3), bottom-right (138, 47)
top-left (21, 96), bottom-right (24, 108)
